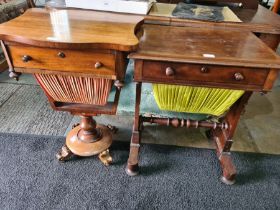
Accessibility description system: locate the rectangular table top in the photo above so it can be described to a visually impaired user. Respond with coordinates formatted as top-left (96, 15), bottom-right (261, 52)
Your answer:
top-left (129, 24), bottom-right (280, 69)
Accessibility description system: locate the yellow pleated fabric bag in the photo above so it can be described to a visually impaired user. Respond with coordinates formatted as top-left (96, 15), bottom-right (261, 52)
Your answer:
top-left (153, 84), bottom-right (244, 116)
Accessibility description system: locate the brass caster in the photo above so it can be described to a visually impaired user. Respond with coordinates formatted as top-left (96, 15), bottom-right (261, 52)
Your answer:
top-left (220, 176), bottom-right (236, 185)
top-left (72, 123), bottom-right (80, 129)
top-left (107, 124), bottom-right (118, 134)
top-left (56, 145), bottom-right (73, 162)
top-left (98, 149), bottom-right (112, 166)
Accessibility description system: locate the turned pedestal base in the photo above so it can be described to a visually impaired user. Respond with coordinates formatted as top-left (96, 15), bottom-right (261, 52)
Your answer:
top-left (56, 116), bottom-right (114, 166)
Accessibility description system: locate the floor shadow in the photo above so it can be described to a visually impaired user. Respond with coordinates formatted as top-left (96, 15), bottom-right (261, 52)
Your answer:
top-left (140, 162), bottom-right (171, 176)
top-left (234, 152), bottom-right (280, 185)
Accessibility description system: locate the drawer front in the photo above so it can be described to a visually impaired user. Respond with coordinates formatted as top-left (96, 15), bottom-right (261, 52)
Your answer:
top-left (9, 45), bottom-right (116, 76)
top-left (141, 61), bottom-right (268, 87)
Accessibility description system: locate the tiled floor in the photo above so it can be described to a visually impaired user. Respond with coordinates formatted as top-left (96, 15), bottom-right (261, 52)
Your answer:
top-left (0, 68), bottom-right (280, 155)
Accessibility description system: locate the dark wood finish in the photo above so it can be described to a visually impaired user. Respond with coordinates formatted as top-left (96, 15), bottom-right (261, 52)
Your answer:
top-left (145, 5), bottom-right (280, 35)
top-left (131, 24), bottom-right (280, 92)
top-left (126, 24), bottom-right (280, 184)
top-left (191, 0), bottom-right (258, 9)
top-left (0, 5), bottom-right (279, 182)
top-left (138, 60), bottom-right (269, 91)
top-left (142, 116), bottom-right (229, 129)
top-left (209, 92), bottom-right (252, 184)
top-left (126, 82), bottom-right (142, 176)
top-left (130, 25), bottom-right (280, 69)
top-left (259, 34), bottom-right (280, 51)
top-left (273, 0), bottom-right (280, 13)
top-left (157, 0), bottom-right (258, 9)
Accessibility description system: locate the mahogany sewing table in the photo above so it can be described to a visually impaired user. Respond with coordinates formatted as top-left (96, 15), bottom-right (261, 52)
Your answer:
top-left (126, 24), bottom-right (280, 185)
top-left (124, 0), bottom-right (280, 184)
top-left (0, 8), bottom-right (144, 164)
top-left (0, 2), bottom-right (280, 184)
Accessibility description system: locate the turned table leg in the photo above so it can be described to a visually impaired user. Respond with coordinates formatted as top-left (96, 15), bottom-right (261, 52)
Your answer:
top-left (126, 82), bottom-right (142, 176)
top-left (57, 115), bottom-right (113, 165)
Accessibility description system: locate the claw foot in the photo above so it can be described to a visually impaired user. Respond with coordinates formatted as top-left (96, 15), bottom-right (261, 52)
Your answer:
top-left (107, 124), bottom-right (118, 134)
top-left (56, 145), bottom-right (73, 162)
top-left (98, 149), bottom-right (112, 166)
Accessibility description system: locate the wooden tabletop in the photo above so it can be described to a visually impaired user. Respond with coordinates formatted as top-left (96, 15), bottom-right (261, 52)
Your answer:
top-left (0, 8), bottom-right (144, 51)
top-left (145, 5), bottom-right (280, 34)
top-left (129, 24), bottom-right (280, 68)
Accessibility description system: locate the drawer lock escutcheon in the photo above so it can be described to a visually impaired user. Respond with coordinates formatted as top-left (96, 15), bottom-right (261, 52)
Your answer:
top-left (234, 72), bottom-right (245, 81)
top-left (95, 62), bottom-right (103, 69)
top-left (22, 55), bottom-right (32, 63)
top-left (166, 67), bottom-right (175, 76)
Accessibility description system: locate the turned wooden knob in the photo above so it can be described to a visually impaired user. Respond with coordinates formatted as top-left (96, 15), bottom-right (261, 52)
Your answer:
top-left (95, 62), bottom-right (103, 69)
top-left (166, 67), bottom-right (175, 76)
top-left (200, 66), bottom-right (208, 73)
top-left (22, 55), bottom-right (32, 62)
top-left (58, 52), bottom-right (66, 58)
top-left (234, 72), bottom-right (244, 81)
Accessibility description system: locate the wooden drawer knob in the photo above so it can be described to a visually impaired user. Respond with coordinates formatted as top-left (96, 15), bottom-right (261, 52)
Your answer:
top-left (166, 67), bottom-right (175, 76)
top-left (22, 55), bottom-right (32, 63)
top-left (200, 66), bottom-right (208, 73)
top-left (58, 52), bottom-right (66, 58)
top-left (95, 62), bottom-right (103, 69)
top-left (234, 72), bottom-right (245, 81)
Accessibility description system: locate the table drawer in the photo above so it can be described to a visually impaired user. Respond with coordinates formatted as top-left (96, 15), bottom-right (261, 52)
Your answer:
top-left (9, 45), bottom-right (116, 76)
top-left (141, 61), bottom-right (268, 87)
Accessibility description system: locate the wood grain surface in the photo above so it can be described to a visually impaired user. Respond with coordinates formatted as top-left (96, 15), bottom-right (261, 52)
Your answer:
top-left (145, 4), bottom-right (280, 34)
top-left (0, 8), bottom-right (144, 51)
top-left (9, 45), bottom-right (116, 75)
top-left (129, 24), bottom-right (280, 68)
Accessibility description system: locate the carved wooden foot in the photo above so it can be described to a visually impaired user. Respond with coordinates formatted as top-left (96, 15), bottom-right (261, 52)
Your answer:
top-left (56, 145), bottom-right (73, 162)
top-left (107, 124), bottom-right (118, 134)
top-left (126, 132), bottom-right (141, 176)
top-left (125, 164), bottom-right (139, 176)
top-left (98, 149), bottom-right (112, 166)
top-left (219, 154), bottom-right (236, 185)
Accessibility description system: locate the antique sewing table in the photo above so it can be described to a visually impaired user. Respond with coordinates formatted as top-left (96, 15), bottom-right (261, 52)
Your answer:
top-left (123, 0), bottom-right (280, 185)
top-left (0, 2), bottom-right (280, 184)
top-left (126, 25), bottom-right (280, 184)
top-left (0, 8), bottom-right (143, 164)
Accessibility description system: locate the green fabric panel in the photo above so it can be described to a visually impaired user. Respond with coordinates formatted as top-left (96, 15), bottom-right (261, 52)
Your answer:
top-left (153, 84), bottom-right (244, 116)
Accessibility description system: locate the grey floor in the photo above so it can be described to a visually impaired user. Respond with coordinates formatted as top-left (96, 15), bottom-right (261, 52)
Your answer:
top-left (1, 67), bottom-right (280, 155)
